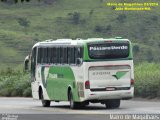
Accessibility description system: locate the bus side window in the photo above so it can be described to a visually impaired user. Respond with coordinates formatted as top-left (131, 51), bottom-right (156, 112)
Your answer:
top-left (74, 47), bottom-right (78, 63)
top-left (50, 48), bottom-right (52, 64)
top-left (31, 47), bottom-right (37, 81)
top-left (75, 47), bottom-right (83, 65)
top-left (60, 47), bottom-right (67, 64)
top-left (67, 47), bottom-right (70, 64)
top-left (41, 48), bottom-right (44, 64)
top-left (43, 48), bottom-right (45, 63)
top-left (37, 48), bottom-right (41, 64)
top-left (42, 48), bottom-right (46, 64)
top-left (57, 47), bottom-right (60, 64)
top-left (71, 47), bottom-right (75, 64)
top-left (63, 47), bottom-right (68, 64)
top-left (46, 48), bottom-right (48, 63)
top-left (68, 47), bottom-right (72, 64)
top-left (67, 47), bottom-right (75, 65)
top-left (79, 47), bottom-right (83, 58)
top-left (60, 47), bottom-right (63, 64)
top-left (55, 47), bottom-right (57, 64)
top-left (48, 48), bottom-right (51, 64)
top-left (53, 47), bottom-right (56, 64)
top-left (44, 48), bottom-right (48, 64)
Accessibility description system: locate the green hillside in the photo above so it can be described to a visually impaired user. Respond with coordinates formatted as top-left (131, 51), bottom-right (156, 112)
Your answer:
top-left (0, 0), bottom-right (160, 68)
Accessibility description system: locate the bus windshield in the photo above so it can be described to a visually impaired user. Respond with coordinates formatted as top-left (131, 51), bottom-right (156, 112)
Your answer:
top-left (88, 41), bottom-right (129, 59)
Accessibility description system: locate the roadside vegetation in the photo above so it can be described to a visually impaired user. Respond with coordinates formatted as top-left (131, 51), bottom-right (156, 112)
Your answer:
top-left (0, 68), bottom-right (31, 97)
top-left (0, 62), bottom-right (160, 98)
top-left (134, 62), bottom-right (160, 98)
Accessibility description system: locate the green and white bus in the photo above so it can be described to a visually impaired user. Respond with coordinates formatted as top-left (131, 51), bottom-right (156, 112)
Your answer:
top-left (25, 37), bottom-right (134, 109)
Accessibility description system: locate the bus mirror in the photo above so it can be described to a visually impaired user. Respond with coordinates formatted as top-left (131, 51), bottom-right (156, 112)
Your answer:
top-left (24, 55), bottom-right (30, 71)
top-left (24, 61), bottom-right (29, 70)
top-left (76, 58), bottom-right (82, 65)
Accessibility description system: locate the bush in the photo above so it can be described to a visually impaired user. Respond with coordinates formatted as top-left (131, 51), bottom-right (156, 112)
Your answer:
top-left (94, 25), bottom-right (112, 33)
top-left (68, 12), bottom-right (81, 24)
top-left (23, 87), bottom-right (32, 97)
top-left (117, 14), bottom-right (127, 23)
top-left (0, 68), bottom-right (31, 97)
top-left (134, 62), bottom-right (160, 98)
top-left (146, 49), bottom-right (153, 63)
top-left (1, 0), bottom-right (15, 5)
top-left (17, 17), bottom-right (30, 28)
top-left (0, 88), bottom-right (13, 97)
top-left (89, 9), bottom-right (94, 16)
top-left (151, 15), bottom-right (158, 21)
top-left (94, 25), bottom-right (104, 32)
top-left (133, 45), bottom-right (140, 54)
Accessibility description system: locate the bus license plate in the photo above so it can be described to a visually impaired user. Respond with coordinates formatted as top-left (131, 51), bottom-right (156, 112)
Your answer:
top-left (106, 87), bottom-right (115, 91)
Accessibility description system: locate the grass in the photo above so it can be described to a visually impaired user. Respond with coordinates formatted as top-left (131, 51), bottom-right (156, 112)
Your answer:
top-left (134, 62), bottom-right (160, 98)
top-left (0, 0), bottom-right (160, 68)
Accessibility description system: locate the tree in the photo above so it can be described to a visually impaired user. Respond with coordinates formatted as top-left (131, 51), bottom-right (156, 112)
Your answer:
top-left (43, 0), bottom-right (55, 5)
top-left (0, 0), bottom-right (39, 3)
top-left (68, 12), bottom-right (81, 24)
top-left (117, 14), bottom-right (127, 23)
top-left (94, 25), bottom-right (112, 33)
top-left (17, 17), bottom-right (30, 28)
top-left (17, 17), bottom-right (30, 33)
top-left (146, 49), bottom-right (153, 63)
top-left (133, 45), bottom-right (140, 54)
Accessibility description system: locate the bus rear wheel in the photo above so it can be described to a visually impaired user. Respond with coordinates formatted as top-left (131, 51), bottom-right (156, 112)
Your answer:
top-left (40, 91), bottom-right (50, 107)
top-left (105, 99), bottom-right (120, 109)
top-left (68, 91), bottom-right (80, 109)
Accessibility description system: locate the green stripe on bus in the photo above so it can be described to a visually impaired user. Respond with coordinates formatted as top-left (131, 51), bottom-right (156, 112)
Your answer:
top-left (46, 66), bottom-right (80, 101)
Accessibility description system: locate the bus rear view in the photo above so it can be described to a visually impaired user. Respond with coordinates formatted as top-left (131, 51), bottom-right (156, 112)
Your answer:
top-left (83, 38), bottom-right (134, 108)
top-left (25, 37), bottom-right (134, 109)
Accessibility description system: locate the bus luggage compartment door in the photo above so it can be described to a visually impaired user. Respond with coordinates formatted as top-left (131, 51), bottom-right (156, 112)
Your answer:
top-left (88, 65), bottom-right (131, 91)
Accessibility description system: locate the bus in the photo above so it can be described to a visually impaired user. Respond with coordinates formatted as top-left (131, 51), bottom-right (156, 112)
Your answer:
top-left (24, 37), bottom-right (134, 109)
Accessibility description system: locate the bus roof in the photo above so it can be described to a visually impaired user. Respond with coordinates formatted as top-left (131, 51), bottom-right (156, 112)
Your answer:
top-left (32, 37), bottom-right (129, 48)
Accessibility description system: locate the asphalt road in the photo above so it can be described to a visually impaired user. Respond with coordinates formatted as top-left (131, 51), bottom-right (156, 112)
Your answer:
top-left (0, 97), bottom-right (160, 120)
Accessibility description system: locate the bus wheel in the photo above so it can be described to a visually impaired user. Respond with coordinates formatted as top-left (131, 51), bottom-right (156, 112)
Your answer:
top-left (68, 91), bottom-right (79, 109)
top-left (105, 99), bottom-right (120, 109)
top-left (41, 91), bottom-right (50, 107)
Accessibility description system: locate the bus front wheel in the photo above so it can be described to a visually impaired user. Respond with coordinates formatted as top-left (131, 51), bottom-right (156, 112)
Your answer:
top-left (40, 91), bottom-right (51, 107)
top-left (105, 99), bottom-right (120, 109)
